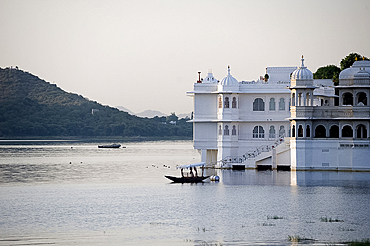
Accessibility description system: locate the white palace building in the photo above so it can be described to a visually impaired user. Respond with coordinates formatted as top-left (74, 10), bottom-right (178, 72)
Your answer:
top-left (187, 57), bottom-right (370, 171)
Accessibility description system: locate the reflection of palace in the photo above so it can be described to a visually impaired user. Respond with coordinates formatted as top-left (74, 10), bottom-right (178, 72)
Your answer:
top-left (188, 57), bottom-right (370, 171)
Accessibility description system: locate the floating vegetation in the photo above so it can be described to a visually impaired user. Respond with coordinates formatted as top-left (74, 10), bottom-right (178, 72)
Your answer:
top-left (320, 216), bottom-right (344, 222)
top-left (196, 240), bottom-right (223, 246)
top-left (258, 222), bottom-right (276, 226)
top-left (267, 215), bottom-right (284, 220)
top-left (338, 227), bottom-right (355, 231)
top-left (197, 227), bottom-right (211, 232)
top-left (149, 222), bottom-right (166, 226)
top-left (347, 238), bottom-right (370, 246)
top-left (287, 235), bottom-right (314, 243)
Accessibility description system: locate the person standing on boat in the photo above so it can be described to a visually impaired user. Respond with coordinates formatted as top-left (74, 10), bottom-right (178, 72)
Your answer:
top-left (194, 167), bottom-right (198, 177)
top-left (190, 167), bottom-right (194, 177)
top-left (181, 168), bottom-right (184, 177)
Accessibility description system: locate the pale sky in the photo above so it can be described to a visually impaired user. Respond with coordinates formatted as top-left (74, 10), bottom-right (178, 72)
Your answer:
top-left (1, 0), bottom-right (369, 115)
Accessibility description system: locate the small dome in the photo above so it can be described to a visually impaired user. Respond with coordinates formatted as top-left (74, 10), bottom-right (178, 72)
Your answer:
top-left (339, 60), bottom-right (370, 80)
top-left (291, 56), bottom-right (313, 80)
top-left (203, 70), bottom-right (217, 84)
top-left (220, 66), bottom-right (239, 86)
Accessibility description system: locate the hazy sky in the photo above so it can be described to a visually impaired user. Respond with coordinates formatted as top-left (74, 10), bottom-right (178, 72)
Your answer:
top-left (1, 0), bottom-right (369, 115)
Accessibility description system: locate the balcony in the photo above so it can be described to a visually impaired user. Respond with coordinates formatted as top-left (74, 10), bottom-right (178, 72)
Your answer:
top-left (291, 106), bottom-right (370, 119)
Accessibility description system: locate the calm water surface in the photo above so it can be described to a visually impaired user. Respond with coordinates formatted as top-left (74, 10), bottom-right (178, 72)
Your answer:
top-left (0, 140), bottom-right (369, 245)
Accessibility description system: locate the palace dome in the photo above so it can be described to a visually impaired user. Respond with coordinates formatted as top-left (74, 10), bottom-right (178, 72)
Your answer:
top-left (220, 66), bottom-right (239, 86)
top-left (291, 56), bottom-right (313, 80)
top-left (339, 60), bottom-right (370, 80)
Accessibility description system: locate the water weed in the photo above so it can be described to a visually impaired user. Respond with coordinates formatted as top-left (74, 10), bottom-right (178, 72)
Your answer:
top-left (347, 238), bottom-right (370, 246)
top-left (320, 216), bottom-right (344, 222)
top-left (267, 215), bottom-right (284, 220)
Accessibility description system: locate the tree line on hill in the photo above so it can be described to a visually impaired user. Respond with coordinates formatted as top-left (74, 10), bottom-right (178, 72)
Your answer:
top-left (0, 67), bottom-right (192, 138)
top-left (313, 53), bottom-right (369, 85)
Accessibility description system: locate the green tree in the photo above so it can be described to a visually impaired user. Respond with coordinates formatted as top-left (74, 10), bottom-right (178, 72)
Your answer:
top-left (166, 112), bottom-right (178, 123)
top-left (340, 53), bottom-right (369, 71)
top-left (313, 65), bottom-right (341, 85)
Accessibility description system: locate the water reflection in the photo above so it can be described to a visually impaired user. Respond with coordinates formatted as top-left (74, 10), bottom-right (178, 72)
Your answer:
top-left (207, 169), bottom-right (370, 189)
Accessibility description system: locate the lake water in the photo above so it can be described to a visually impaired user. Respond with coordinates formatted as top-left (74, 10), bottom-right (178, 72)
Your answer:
top-left (0, 140), bottom-right (369, 245)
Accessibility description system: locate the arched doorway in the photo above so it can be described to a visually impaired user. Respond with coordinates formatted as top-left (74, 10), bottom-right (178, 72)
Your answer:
top-left (342, 125), bottom-right (353, 138)
top-left (315, 125), bottom-right (326, 138)
top-left (329, 125), bottom-right (339, 138)
top-left (356, 124), bottom-right (367, 138)
top-left (342, 92), bottom-right (353, 106)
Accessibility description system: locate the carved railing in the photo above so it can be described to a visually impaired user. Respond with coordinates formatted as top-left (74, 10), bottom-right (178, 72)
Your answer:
top-left (219, 134), bottom-right (285, 167)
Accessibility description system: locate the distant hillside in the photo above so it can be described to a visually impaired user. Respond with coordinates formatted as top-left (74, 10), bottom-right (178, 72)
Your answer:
top-left (0, 67), bottom-right (192, 138)
top-left (136, 110), bottom-right (166, 118)
top-left (115, 106), bottom-right (135, 115)
top-left (117, 107), bottom-right (191, 119)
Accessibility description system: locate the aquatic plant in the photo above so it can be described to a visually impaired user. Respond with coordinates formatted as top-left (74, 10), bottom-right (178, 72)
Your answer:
top-left (320, 216), bottom-right (344, 222)
top-left (197, 227), bottom-right (211, 232)
top-left (338, 227), bottom-right (355, 231)
top-left (347, 238), bottom-right (370, 246)
top-left (267, 215), bottom-right (284, 220)
top-left (287, 235), bottom-right (314, 243)
top-left (288, 235), bottom-right (301, 242)
top-left (258, 222), bottom-right (276, 226)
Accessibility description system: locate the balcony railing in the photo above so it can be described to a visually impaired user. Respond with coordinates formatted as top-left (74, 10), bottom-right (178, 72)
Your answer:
top-left (291, 106), bottom-right (370, 119)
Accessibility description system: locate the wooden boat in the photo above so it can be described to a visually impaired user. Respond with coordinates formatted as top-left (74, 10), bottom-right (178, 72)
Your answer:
top-left (165, 175), bottom-right (209, 183)
top-left (165, 162), bottom-right (209, 183)
top-left (98, 144), bottom-right (121, 148)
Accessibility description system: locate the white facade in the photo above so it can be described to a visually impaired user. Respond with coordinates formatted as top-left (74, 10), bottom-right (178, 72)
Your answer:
top-left (189, 57), bottom-right (370, 171)
top-left (188, 66), bottom-right (296, 169)
top-left (289, 58), bottom-right (370, 171)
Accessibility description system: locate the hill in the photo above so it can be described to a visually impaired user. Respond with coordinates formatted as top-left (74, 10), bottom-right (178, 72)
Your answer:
top-left (136, 109), bottom-right (167, 118)
top-left (115, 106), bottom-right (135, 115)
top-left (0, 67), bottom-right (192, 138)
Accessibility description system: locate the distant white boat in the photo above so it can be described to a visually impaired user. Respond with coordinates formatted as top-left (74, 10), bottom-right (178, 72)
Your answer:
top-left (98, 144), bottom-right (122, 148)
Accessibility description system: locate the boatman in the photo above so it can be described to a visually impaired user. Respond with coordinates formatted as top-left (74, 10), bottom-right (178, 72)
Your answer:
top-left (190, 167), bottom-right (194, 177)
top-left (194, 167), bottom-right (198, 177)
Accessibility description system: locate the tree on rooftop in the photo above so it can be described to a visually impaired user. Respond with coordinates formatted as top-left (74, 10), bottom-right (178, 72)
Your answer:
top-left (313, 65), bottom-right (341, 85)
top-left (340, 53), bottom-right (369, 71)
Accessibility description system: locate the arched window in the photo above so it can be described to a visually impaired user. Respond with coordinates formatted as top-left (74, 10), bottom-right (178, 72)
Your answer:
top-left (298, 93), bottom-right (303, 106)
top-left (224, 125), bottom-right (229, 135)
top-left (269, 126), bottom-right (276, 138)
top-left (291, 93), bottom-right (295, 106)
top-left (356, 124), bottom-right (367, 138)
top-left (342, 125), bottom-right (353, 137)
top-left (357, 92), bottom-right (367, 106)
top-left (232, 97), bottom-right (237, 108)
top-left (269, 98), bottom-right (275, 111)
top-left (306, 93), bottom-right (311, 106)
top-left (292, 125), bottom-right (296, 138)
top-left (279, 98), bottom-right (285, 111)
top-left (218, 97), bottom-right (222, 108)
top-left (298, 125), bottom-right (303, 137)
top-left (306, 125), bottom-right (311, 138)
top-left (279, 126), bottom-right (285, 137)
top-left (224, 97), bottom-right (229, 108)
top-left (232, 125), bottom-right (237, 135)
top-left (315, 125), bottom-right (326, 138)
top-left (253, 98), bottom-right (265, 111)
top-left (342, 92), bottom-right (353, 106)
top-left (329, 125), bottom-right (339, 138)
top-left (218, 125), bottom-right (222, 135)
top-left (253, 126), bottom-right (265, 138)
